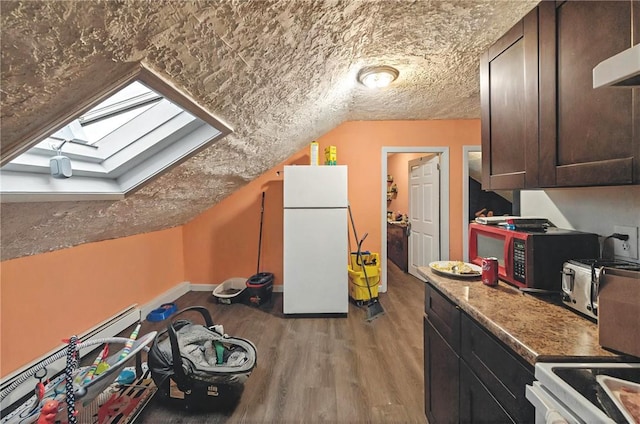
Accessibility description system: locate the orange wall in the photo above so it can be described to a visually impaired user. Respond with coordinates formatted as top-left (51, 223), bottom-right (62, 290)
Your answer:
top-left (184, 119), bottom-right (480, 286)
top-left (0, 227), bottom-right (184, 377)
top-left (0, 119), bottom-right (479, 378)
top-left (182, 151), bottom-right (307, 285)
top-left (387, 152), bottom-right (429, 216)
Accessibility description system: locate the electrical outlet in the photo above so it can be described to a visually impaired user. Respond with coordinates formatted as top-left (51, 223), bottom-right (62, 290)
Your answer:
top-left (613, 225), bottom-right (639, 260)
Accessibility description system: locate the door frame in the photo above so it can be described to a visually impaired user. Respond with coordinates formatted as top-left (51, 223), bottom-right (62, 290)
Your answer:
top-left (462, 145), bottom-right (481, 263)
top-left (380, 146), bottom-right (450, 291)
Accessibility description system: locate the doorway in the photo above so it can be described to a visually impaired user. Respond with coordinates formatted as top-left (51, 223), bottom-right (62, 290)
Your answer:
top-left (380, 146), bottom-right (450, 292)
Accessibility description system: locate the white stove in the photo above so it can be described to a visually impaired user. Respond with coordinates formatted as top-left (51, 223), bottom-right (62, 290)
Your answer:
top-left (526, 362), bottom-right (640, 424)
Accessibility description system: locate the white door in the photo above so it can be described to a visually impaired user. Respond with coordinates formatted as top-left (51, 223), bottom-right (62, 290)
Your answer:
top-left (408, 155), bottom-right (440, 279)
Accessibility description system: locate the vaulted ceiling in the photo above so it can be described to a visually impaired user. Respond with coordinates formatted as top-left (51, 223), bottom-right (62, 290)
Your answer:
top-left (0, 0), bottom-right (538, 260)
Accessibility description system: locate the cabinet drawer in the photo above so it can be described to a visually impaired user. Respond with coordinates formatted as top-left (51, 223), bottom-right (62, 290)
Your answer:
top-left (461, 314), bottom-right (534, 423)
top-left (425, 284), bottom-right (461, 352)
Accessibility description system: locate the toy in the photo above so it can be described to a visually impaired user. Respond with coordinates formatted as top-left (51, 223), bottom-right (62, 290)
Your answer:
top-left (36, 400), bottom-right (59, 424)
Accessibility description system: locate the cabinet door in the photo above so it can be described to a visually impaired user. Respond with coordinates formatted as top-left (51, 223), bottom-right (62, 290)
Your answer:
top-left (460, 315), bottom-right (534, 423)
top-left (480, 6), bottom-right (539, 190)
top-left (424, 317), bottom-right (459, 424)
top-left (387, 224), bottom-right (408, 272)
top-left (460, 362), bottom-right (515, 424)
top-left (538, 1), bottom-right (640, 186)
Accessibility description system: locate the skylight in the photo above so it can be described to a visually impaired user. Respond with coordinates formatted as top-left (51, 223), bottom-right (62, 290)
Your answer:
top-left (0, 65), bottom-right (232, 202)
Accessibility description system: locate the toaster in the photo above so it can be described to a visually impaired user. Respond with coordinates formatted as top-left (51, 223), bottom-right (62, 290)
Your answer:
top-left (561, 259), bottom-right (640, 321)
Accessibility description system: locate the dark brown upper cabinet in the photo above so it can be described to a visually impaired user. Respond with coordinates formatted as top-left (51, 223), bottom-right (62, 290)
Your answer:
top-left (538, 1), bottom-right (639, 187)
top-left (480, 7), bottom-right (540, 190)
top-left (481, 1), bottom-right (640, 190)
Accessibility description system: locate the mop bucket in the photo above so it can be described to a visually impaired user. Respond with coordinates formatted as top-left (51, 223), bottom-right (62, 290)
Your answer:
top-left (245, 272), bottom-right (274, 307)
top-left (348, 252), bottom-right (380, 302)
top-left (348, 268), bottom-right (380, 301)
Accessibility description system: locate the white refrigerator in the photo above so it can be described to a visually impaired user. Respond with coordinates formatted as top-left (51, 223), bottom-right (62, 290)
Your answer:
top-left (283, 165), bottom-right (349, 315)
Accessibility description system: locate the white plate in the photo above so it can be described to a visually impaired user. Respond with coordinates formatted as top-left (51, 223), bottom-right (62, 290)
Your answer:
top-left (596, 375), bottom-right (640, 424)
top-left (428, 261), bottom-right (481, 278)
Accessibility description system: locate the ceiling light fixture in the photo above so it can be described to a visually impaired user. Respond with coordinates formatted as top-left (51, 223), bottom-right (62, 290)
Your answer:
top-left (357, 65), bottom-right (399, 88)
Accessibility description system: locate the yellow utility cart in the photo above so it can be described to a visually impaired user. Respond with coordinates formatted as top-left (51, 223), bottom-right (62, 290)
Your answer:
top-left (348, 252), bottom-right (380, 304)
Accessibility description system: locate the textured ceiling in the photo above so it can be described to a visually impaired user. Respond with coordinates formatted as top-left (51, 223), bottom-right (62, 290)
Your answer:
top-left (0, 0), bottom-right (538, 260)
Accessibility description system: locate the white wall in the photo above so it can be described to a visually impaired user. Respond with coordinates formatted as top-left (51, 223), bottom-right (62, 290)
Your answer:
top-left (521, 185), bottom-right (640, 263)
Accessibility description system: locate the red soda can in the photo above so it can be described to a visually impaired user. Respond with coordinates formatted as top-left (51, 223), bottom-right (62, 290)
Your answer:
top-left (481, 257), bottom-right (499, 287)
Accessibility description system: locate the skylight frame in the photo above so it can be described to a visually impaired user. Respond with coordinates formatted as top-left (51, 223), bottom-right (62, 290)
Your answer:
top-left (78, 85), bottom-right (162, 127)
top-left (0, 64), bottom-right (233, 202)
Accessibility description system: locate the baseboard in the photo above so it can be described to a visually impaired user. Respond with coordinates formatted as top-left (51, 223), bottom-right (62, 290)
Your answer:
top-left (189, 283), bottom-right (215, 291)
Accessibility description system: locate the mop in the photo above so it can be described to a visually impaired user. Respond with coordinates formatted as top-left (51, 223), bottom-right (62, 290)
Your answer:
top-left (348, 205), bottom-right (385, 321)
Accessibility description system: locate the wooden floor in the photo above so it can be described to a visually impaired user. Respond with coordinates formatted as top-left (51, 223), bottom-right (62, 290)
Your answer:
top-left (135, 261), bottom-right (427, 423)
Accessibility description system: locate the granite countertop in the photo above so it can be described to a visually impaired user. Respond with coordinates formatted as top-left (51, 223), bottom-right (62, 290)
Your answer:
top-left (417, 266), bottom-right (635, 366)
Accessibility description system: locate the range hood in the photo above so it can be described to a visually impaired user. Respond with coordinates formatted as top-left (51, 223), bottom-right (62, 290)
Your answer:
top-left (593, 43), bottom-right (640, 88)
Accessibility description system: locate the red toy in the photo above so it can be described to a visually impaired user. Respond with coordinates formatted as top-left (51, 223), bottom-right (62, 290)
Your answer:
top-left (37, 399), bottom-right (59, 424)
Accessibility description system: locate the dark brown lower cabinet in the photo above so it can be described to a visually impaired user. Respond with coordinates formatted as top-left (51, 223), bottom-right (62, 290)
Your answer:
top-left (424, 283), bottom-right (534, 424)
top-left (424, 317), bottom-right (459, 424)
top-left (387, 223), bottom-right (408, 272)
top-left (459, 362), bottom-right (514, 424)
